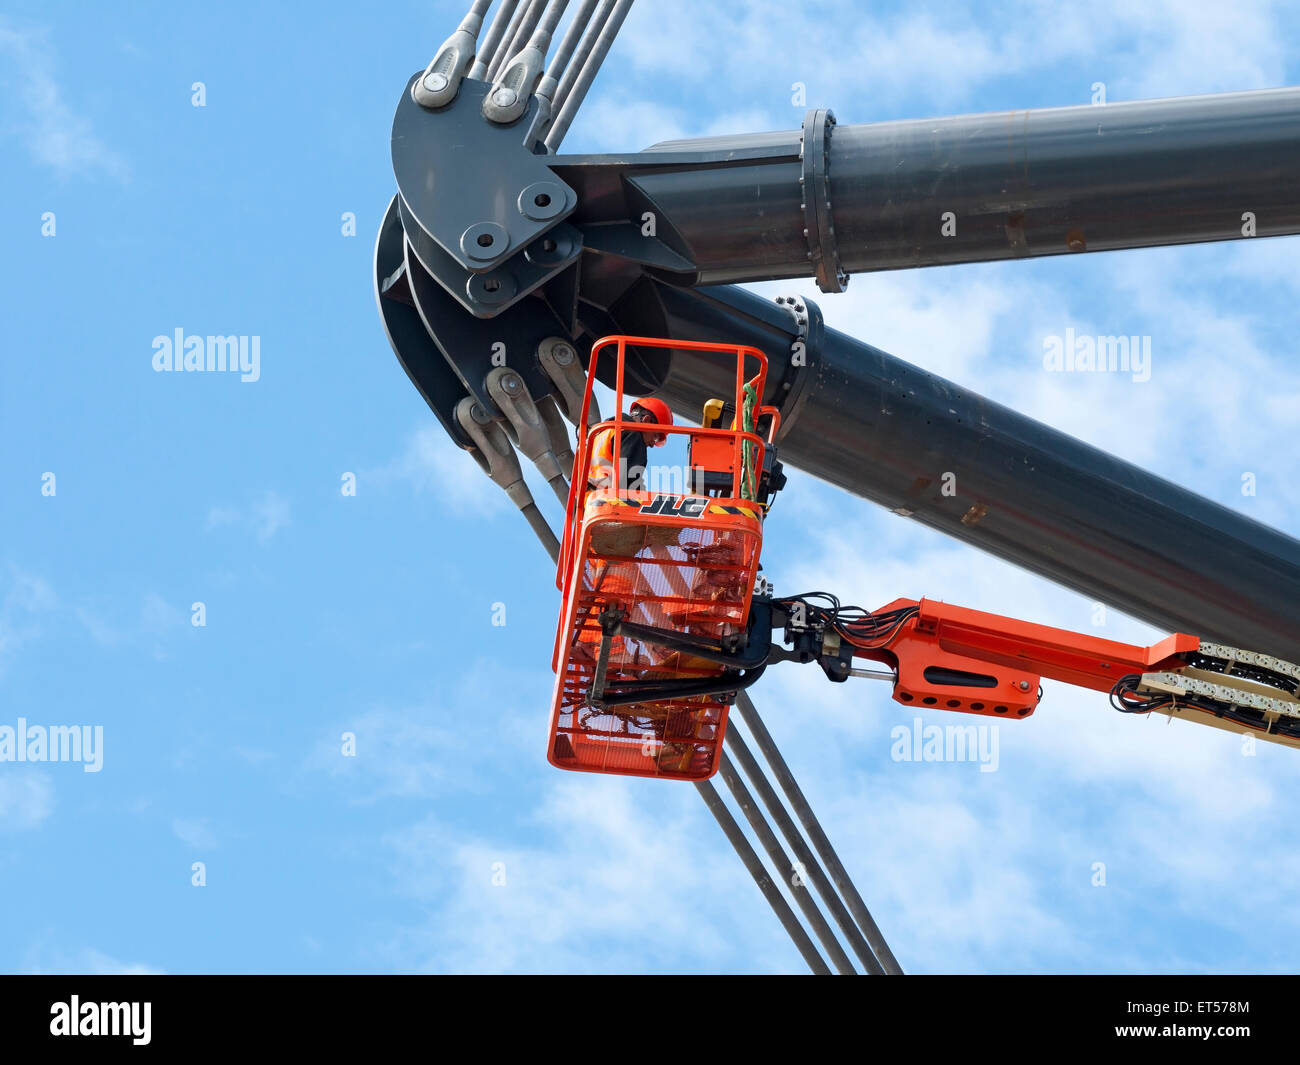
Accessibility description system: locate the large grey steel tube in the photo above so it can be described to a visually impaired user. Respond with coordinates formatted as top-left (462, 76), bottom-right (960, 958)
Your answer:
top-left (602, 282), bottom-right (1300, 661)
top-left (620, 87), bottom-right (1300, 285)
top-left (783, 319), bottom-right (1300, 660)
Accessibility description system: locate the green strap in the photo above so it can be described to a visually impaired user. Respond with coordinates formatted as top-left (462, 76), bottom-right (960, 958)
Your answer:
top-left (740, 382), bottom-right (757, 501)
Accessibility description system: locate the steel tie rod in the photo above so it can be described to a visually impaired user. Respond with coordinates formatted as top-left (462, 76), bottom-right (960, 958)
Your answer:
top-left (468, 0), bottom-right (521, 80)
top-left (545, 0), bottom-right (634, 150)
top-left (695, 774), bottom-right (830, 974)
top-left (717, 750), bottom-right (856, 973)
top-left (489, 0), bottom-right (545, 80)
top-left (735, 689), bottom-right (903, 974)
top-left (536, 0), bottom-right (600, 112)
top-left (546, 0), bottom-right (612, 122)
top-left (724, 722), bottom-right (887, 974)
top-left (483, 0), bottom-right (531, 81)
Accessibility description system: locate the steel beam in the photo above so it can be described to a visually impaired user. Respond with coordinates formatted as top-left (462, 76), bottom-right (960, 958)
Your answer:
top-left (553, 87), bottom-right (1300, 288)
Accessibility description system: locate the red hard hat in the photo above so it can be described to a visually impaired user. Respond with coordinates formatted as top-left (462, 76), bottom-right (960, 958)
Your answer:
top-left (631, 397), bottom-right (673, 445)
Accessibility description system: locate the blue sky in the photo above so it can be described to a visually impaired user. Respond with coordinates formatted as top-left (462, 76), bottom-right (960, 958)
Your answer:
top-left (2, 0), bottom-right (1299, 974)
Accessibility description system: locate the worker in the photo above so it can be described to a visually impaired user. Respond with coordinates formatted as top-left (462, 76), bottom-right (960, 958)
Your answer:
top-left (587, 397), bottom-right (672, 495)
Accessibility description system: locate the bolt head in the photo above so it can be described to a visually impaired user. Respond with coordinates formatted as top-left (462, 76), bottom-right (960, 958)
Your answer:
top-left (424, 72), bottom-right (449, 92)
top-left (493, 87), bottom-right (518, 107)
top-left (552, 343), bottom-right (575, 365)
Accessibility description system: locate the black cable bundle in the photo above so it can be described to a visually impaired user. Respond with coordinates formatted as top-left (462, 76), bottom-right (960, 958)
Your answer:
top-left (1109, 673), bottom-right (1300, 740)
top-left (775, 592), bottom-right (920, 649)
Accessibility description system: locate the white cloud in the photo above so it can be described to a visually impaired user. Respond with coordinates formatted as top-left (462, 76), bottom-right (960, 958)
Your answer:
top-left (585, 0), bottom-right (1292, 162)
top-left (73, 592), bottom-right (187, 651)
top-left (1221, 234), bottom-right (1300, 291)
top-left (25, 948), bottom-right (164, 975)
top-left (305, 706), bottom-right (466, 803)
top-left (380, 424), bottom-right (506, 516)
top-left (251, 491), bottom-right (291, 543)
top-left (205, 505), bottom-right (241, 529)
top-left (79, 950), bottom-right (165, 975)
top-left (171, 817), bottom-right (218, 851)
top-left (205, 491), bottom-right (291, 544)
top-left (140, 592), bottom-right (185, 634)
top-left (571, 96), bottom-right (779, 152)
top-left (381, 777), bottom-right (800, 973)
top-left (0, 772), bottom-right (54, 831)
top-left (0, 568), bottom-right (57, 667)
top-left (0, 19), bottom-right (129, 181)
top-left (73, 605), bottom-right (126, 647)
top-left (304, 665), bottom-right (562, 804)
top-left (303, 672), bottom-right (813, 972)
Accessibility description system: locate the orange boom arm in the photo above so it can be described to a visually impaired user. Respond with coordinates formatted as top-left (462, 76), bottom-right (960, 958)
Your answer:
top-left (838, 597), bottom-right (1198, 719)
top-left (772, 594), bottom-right (1300, 747)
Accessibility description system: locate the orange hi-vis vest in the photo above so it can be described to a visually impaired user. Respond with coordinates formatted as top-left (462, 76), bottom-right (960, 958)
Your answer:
top-left (587, 426), bottom-right (617, 490)
top-left (586, 426), bottom-right (648, 492)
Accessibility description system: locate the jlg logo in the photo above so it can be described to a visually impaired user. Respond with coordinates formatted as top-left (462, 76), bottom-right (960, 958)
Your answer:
top-left (638, 495), bottom-right (708, 517)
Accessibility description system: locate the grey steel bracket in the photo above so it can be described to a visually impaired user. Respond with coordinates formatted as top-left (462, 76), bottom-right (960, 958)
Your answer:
top-left (578, 221), bottom-right (695, 275)
top-left (483, 38), bottom-right (545, 124)
top-left (536, 393), bottom-right (574, 474)
top-left (801, 109), bottom-right (848, 293)
top-left (375, 196), bottom-right (476, 450)
top-left (770, 293), bottom-right (820, 444)
top-left (404, 241), bottom-right (566, 417)
top-left (548, 142), bottom-right (795, 281)
top-left (454, 394), bottom-right (561, 558)
top-left (536, 335), bottom-right (596, 424)
top-left (391, 73), bottom-right (578, 278)
top-left (397, 196), bottom-right (582, 319)
top-left (486, 365), bottom-right (566, 482)
top-left (454, 396), bottom-right (531, 508)
top-left (412, 13), bottom-right (484, 109)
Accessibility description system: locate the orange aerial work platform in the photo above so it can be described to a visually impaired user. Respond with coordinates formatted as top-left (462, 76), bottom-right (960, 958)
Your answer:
top-left (548, 336), bottom-right (780, 781)
top-left (542, 341), bottom-right (1300, 772)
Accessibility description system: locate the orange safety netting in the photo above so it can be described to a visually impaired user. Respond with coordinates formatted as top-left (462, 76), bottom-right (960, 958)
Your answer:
top-left (548, 335), bottom-right (774, 782)
top-left (549, 497), bottom-right (761, 780)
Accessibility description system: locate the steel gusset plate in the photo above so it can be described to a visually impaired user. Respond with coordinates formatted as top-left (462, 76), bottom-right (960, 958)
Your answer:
top-left (397, 197), bottom-right (582, 320)
top-left (391, 74), bottom-right (581, 318)
top-left (374, 195), bottom-right (475, 448)
top-left (401, 229), bottom-right (568, 416)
